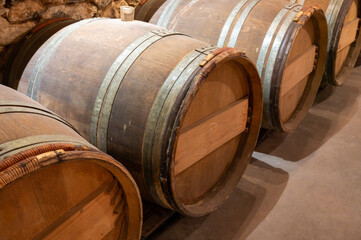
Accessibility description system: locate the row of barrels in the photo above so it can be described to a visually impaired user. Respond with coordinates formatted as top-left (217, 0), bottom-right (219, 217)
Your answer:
top-left (7, 19), bottom-right (263, 217)
top-left (0, 0), bottom-right (360, 239)
top-left (136, 0), bottom-right (361, 85)
top-left (1, 20), bottom-right (262, 239)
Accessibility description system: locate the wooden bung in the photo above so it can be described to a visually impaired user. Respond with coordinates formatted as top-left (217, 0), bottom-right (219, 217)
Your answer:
top-left (11, 19), bottom-right (262, 216)
top-left (291, 0), bottom-right (361, 86)
top-left (0, 85), bottom-right (142, 240)
top-left (148, 0), bottom-right (328, 132)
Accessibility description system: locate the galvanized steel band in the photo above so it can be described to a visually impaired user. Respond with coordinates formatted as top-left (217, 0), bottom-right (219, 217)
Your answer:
top-left (0, 134), bottom-right (91, 159)
top-left (157, 0), bottom-right (183, 27)
top-left (90, 29), bottom-right (185, 152)
top-left (227, 0), bottom-right (261, 47)
top-left (261, 4), bottom-right (302, 128)
top-left (0, 101), bottom-right (51, 113)
top-left (325, 0), bottom-right (344, 52)
top-left (0, 102), bottom-right (77, 131)
top-left (217, 0), bottom-right (248, 47)
top-left (256, 6), bottom-right (291, 77)
top-left (143, 45), bottom-right (216, 207)
top-left (27, 19), bottom-right (97, 100)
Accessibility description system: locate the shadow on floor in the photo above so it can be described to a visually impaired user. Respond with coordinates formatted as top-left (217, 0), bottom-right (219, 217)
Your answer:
top-left (256, 77), bottom-right (360, 162)
top-left (147, 66), bottom-right (361, 240)
top-left (355, 54), bottom-right (361, 67)
top-left (148, 158), bottom-right (289, 240)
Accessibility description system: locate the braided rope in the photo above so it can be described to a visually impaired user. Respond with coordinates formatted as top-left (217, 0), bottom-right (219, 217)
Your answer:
top-left (0, 143), bottom-right (90, 172)
top-left (0, 143), bottom-right (96, 189)
top-left (0, 156), bottom-right (41, 189)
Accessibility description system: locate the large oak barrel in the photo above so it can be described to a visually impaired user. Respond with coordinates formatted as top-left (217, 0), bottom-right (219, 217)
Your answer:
top-left (291, 0), bottom-right (361, 85)
top-left (0, 85), bottom-right (142, 240)
top-left (149, 0), bottom-right (328, 132)
top-left (14, 19), bottom-right (263, 216)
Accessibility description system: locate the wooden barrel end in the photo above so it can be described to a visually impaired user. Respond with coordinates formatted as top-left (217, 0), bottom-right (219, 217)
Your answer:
top-left (0, 149), bottom-right (142, 240)
top-left (331, 0), bottom-right (361, 85)
top-left (271, 5), bottom-right (328, 132)
top-left (167, 48), bottom-right (262, 216)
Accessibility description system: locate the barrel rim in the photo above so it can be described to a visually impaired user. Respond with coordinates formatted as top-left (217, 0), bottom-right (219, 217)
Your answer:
top-left (270, 6), bottom-right (328, 132)
top-left (156, 47), bottom-right (262, 217)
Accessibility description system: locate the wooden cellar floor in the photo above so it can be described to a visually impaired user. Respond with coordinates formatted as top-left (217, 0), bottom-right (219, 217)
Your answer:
top-left (148, 66), bottom-right (361, 240)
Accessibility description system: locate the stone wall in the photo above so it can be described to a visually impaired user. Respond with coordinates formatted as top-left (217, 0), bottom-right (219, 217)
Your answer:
top-left (0, 0), bottom-right (140, 83)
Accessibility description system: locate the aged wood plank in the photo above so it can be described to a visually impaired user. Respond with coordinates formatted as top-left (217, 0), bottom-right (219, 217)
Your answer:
top-left (279, 77), bottom-right (308, 123)
top-left (337, 18), bottom-right (359, 52)
top-left (0, 177), bottom-right (47, 240)
top-left (174, 60), bottom-right (249, 204)
top-left (61, 161), bottom-right (113, 205)
top-left (335, 45), bottom-right (352, 75)
top-left (280, 45), bottom-right (316, 97)
top-left (175, 97), bottom-right (248, 175)
top-left (42, 186), bottom-right (120, 240)
top-left (31, 164), bottom-right (73, 227)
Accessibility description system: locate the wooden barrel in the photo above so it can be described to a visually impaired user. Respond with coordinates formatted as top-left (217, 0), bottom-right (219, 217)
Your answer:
top-left (149, 0), bottom-right (328, 132)
top-left (291, 0), bottom-right (361, 85)
top-left (13, 19), bottom-right (263, 216)
top-left (3, 18), bottom-right (76, 89)
top-left (0, 85), bottom-right (142, 240)
top-left (135, 0), bottom-right (167, 22)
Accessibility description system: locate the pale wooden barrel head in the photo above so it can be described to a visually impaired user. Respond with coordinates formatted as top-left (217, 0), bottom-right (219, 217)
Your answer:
top-left (279, 18), bottom-right (316, 124)
top-left (0, 158), bottom-right (140, 240)
top-left (335, 0), bottom-right (360, 76)
top-left (173, 59), bottom-right (249, 205)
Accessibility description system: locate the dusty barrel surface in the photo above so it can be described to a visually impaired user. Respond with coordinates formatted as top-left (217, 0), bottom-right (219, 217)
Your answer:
top-left (291, 0), bottom-right (361, 85)
top-left (13, 18), bottom-right (263, 216)
top-left (0, 85), bottom-right (142, 240)
top-left (150, 0), bottom-right (328, 132)
top-left (135, 0), bottom-right (167, 21)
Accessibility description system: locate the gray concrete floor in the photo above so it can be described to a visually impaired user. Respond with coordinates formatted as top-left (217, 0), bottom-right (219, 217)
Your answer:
top-left (150, 66), bottom-right (361, 240)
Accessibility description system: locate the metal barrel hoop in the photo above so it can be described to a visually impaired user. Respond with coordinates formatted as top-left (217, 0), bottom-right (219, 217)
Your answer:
top-left (90, 29), bottom-right (186, 152)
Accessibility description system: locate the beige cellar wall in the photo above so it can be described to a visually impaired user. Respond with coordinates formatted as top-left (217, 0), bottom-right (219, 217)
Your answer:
top-left (0, 0), bottom-right (140, 83)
